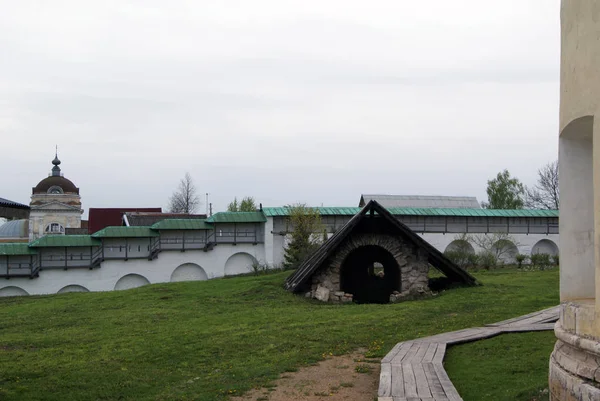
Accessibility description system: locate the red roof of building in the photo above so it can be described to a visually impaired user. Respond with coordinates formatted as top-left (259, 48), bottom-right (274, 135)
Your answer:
top-left (88, 208), bottom-right (162, 234)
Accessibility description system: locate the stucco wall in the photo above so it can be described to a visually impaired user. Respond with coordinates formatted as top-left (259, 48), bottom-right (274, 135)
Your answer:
top-left (421, 233), bottom-right (560, 257)
top-left (0, 226), bottom-right (560, 297)
top-left (29, 210), bottom-right (82, 240)
top-left (550, 3), bottom-right (600, 400)
top-left (0, 243), bottom-right (266, 296)
top-left (558, 0), bottom-right (599, 302)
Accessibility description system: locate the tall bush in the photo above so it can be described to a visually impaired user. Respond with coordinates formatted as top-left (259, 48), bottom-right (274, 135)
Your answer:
top-left (477, 251), bottom-right (497, 270)
top-left (515, 254), bottom-right (528, 269)
top-left (282, 204), bottom-right (324, 270)
top-left (530, 253), bottom-right (552, 270)
top-left (444, 250), bottom-right (472, 269)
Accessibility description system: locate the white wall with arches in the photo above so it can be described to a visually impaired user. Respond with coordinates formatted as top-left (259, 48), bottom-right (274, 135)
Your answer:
top-left (0, 229), bottom-right (560, 297)
top-left (420, 233), bottom-right (560, 260)
top-left (0, 243), bottom-right (265, 297)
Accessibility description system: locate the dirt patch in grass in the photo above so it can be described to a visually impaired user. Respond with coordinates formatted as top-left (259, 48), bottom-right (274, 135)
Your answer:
top-left (232, 349), bottom-right (380, 401)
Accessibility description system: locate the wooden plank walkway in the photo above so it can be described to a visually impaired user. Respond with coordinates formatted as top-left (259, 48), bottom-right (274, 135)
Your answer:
top-left (378, 306), bottom-right (559, 401)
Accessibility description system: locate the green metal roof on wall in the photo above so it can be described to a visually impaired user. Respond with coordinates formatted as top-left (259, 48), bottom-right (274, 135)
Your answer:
top-left (262, 206), bottom-right (558, 218)
top-left (91, 226), bottom-right (159, 238)
top-left (0, 243), bottom-right (37, 256)
top-left (30, 235), bottom-right (102, 248)
top-left (386, 207), bottom-right (559, 217)
top-left (206, 212), bottom-right (267, 223)
top-left (262, 207), bottom-right (361, 217)
top-left (151, 219), bottom-right (213, 230)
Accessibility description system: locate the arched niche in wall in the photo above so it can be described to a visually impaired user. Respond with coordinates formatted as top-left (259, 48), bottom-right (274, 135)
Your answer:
top-left (560, 115), bottom-right (594, 300)
top-left (531, 239), bottom-right (559, 257)
top-left (0, 286), bottom-right (29, 297)
top-left (170, 263), bottom-right (208, 282)
top-left (444, 240), bottom-right (475, 255)
top-left (224, 252), bottom-right (257, 276)
top-left (492, 239), bottom-right (519, 264)
top-left (57, 284), bottom-right (90, 294)
top-left (114, 274), bottom-right (150, 291)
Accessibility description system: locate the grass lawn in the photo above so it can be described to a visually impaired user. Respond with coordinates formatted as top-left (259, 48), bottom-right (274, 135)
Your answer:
top-left (0, 268), bottom-right (558, 401)
top-left (445, 331), bottom-right (555, 401)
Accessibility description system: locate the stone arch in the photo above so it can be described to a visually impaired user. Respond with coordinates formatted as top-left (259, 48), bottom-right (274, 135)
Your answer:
top-left (114, 274), bottom-right (150, 291)
top-left (57, 284), bottom-right (90, 294)
top-left (492, 240), bottom-right (519, 264)
top-left (444, 240), bottom-right (475, 255)
top-left (0, 286), bottom-right (29, 297)
top-left (340, 244), bottom-right (400, 304)
top-left (531, 239), bottom-right (559, 257)
top-left (170, 263), bottom-right (208, 282)
top-left (324, 233), bottom-right (428, 303)
top-left (224, 252), bottom-right (258, 276)
top-left (330, 234), bottom-right (407, 268)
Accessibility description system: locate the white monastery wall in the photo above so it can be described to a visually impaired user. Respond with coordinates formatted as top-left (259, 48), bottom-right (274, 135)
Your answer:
top-left (0, 243), bottom-right (265, 296)
top-left (421, 233), bottom-right (560, 257)
top-left (0, 217), bottom-right (559, 297)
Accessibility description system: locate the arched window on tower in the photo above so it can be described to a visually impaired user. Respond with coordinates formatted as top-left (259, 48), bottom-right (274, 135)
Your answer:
top-left (45, 223), bottom-right (65, 234)
top-left (47, 186), bottom-right (64, 194)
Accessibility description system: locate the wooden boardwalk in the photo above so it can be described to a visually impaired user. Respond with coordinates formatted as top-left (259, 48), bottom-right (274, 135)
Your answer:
top-left (377, 306), bottom-right (559, 401)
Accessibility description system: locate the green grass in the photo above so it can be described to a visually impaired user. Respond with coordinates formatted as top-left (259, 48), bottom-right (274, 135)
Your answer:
top-left (0, 268), bottom-right (558, 401)
top-left (445, 331), bottom-right (555, 401)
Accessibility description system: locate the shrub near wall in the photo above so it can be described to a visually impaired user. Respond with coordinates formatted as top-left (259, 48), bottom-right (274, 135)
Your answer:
top-left (444, 250), bottom-right (473, 269)
top-left (530, 253), bottom-right (552, 270)
top-left (516, 254), bottom-right (529, 269)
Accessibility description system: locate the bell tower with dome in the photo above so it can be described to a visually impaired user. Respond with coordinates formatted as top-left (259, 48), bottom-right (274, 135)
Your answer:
top-left (28, 150), bottom-right (83, 240)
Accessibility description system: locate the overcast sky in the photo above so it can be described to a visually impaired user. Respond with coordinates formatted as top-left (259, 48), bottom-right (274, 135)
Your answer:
top-left (1, 1), bottom-right (560, 217)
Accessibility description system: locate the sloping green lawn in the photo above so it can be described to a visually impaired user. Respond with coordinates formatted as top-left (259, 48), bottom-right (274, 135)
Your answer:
top-left (0, 268), bottom-right (558, 401)
top-left (445, 331), bottom-right (555, 401)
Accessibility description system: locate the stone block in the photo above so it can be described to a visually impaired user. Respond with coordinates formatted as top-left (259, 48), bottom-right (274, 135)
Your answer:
top-left (561, 303), bottom-right (577, 333)
top-left (314, 286), bottom-right (330, 302)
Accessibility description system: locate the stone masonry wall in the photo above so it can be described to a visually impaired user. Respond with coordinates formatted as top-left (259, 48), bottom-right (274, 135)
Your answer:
top-left (308, 233), bottom-right (430, 303)
top-left (549, 302), bottom-right (600, 400)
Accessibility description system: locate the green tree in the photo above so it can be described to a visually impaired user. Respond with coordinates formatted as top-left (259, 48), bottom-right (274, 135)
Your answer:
top-left (239, 197), bottom-right (257, 212)
top-left (283, 204), bottom-right (324, 270)
top-left (227, 197), bottom-right (239, 212)
top-left (227, 196), bottom-right (257, 212)
top-left (481, 169), bottom-right (525, 209)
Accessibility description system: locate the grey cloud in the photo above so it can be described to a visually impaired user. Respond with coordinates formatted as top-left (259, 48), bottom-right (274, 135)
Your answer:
top-left (0, 0), bottom-right (562, 214)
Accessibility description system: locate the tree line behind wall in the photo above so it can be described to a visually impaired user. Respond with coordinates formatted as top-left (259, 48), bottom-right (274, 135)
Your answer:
top-left (482, 160), bottom-right (559, 210)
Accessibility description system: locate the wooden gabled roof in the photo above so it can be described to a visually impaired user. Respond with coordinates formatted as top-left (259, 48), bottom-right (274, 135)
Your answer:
top-left (284, 200), bottom-right (479, 292)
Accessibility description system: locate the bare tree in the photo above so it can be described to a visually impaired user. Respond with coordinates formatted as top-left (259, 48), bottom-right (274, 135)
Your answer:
top-left (525, 160), bottom-right (559, 210)
top-left (469, 233), bottom-right (521, 266)
top-left (168, 172), bottom-right (201, 214)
